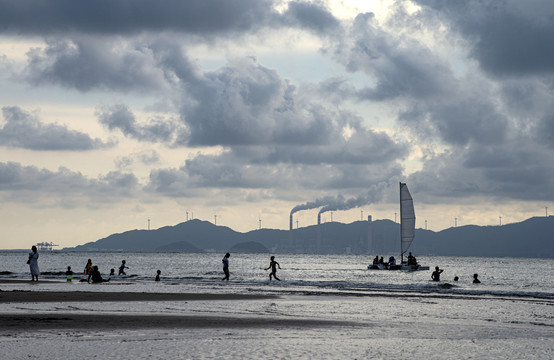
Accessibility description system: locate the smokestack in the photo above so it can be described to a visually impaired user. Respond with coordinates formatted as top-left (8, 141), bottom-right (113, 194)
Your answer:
top-left (367, 215), bottom-right (372, 253)
top-left (317, 213), bottom-right (321, 225)
top-left (317, 221), bottom-right (321, 253)
top-left (290, 213), bottom-right (293, 231)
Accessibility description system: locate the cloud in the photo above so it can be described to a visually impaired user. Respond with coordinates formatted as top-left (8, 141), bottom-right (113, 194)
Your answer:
top-left (24, 37), bottom-right (169, 93)
top-left (409, 142), bottom-right (554, 202)
top-left (0, 0), bottom-right (278, 36)
top-left (115, 150), bottom-right (161, 170)
top-left (0, 106), bottom-right (110, 150)
top-left (414, 0), bottom-right (554, 77)
top-left (282, 1), bottom-right (341, 34)
top-left (96, 104), bottom-right (184, 144)
top-left (0, 161), bottom-right (139, 202)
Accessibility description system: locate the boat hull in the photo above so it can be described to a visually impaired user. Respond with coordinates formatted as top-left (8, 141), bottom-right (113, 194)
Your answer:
top-left (367, 264), bottom-right (429, 271)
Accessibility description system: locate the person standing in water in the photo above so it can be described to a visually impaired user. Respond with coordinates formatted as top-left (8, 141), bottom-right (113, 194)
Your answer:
top-left (431, 266), bottom-right (444, 282)
top-left (265, 256), bottom-right (281, 281)
top-left (155, 270), bottom-right (161, 281)
top-left (66, 266), bottom-right (73, 282)
top-left (473, 273), bottom-right (481, 284)
top-left (27, 246), bottom-right (40, 282)
top-left (84, 259), bottom-right (93, 275)
top-left (221, 253), bottom-right (230, 281)
top-left (118, 260), bottom-right (128, 275)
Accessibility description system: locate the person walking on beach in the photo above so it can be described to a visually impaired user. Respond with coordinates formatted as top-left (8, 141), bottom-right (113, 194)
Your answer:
top-left (431, 266), bottom-right (444, 282)
top-left (27, 246), bottom-right (39, 282)
top-left (118, 260), bottom-right (128, 275)
top-left (222, 253), bottom-right (230, 281)
top-left (265, 256), bottom-right (281, 281)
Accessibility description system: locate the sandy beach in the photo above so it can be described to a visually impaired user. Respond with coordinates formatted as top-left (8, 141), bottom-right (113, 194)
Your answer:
top-left (0, 289), bottom-right (352, 331)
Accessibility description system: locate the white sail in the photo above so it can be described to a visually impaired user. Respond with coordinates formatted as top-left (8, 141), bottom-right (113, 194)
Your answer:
top-left (400, 182), bottom-right (415, 256)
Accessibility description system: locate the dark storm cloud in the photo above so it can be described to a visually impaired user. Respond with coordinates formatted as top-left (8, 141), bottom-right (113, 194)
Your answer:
top-left (146, 159), bottom-right (401, 197)
top-left (0, 106), bottom-right (110, 151)
top-left (96, 104), bottom-right (183, 144)
top-left (0, 161), bottom-right (139, 200)
top-left (414, 0), bottom-right (554, 77)
top-left (25, 38), bottom-right (167, 92)
top-left (409, 142), bottom-right (554, 202)
top-left (283, 1), bottom-right (341, 34)
top-left (330, 10), bottom-right (511, 147)
top-left (333, 12), bottom-right (452, 101)
top-left (0, 0), bottom-right (277, 36)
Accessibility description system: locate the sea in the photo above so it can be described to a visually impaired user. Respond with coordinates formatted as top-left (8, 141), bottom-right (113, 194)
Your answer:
top-left (1, 251), bottom-right (553, 359)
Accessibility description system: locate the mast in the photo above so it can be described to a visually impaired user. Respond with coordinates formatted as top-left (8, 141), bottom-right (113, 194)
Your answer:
top-left (399, 182), bottom-right (404, 264)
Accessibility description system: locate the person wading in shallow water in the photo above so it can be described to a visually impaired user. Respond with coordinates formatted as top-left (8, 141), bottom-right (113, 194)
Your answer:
top-left (88, 266), bottom-right (110, 283)
top-left (221, 253), bottom-right (230, 281)
top-left (27, 246), bottom-right (40, 282)
top-left (431, 266), bottom-right (444, 282)
top-left (265, 256), bottom-right (281, 281)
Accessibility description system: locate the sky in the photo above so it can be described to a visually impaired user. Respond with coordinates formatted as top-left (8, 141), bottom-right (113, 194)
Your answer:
top-left (1, 0), bottom-right (554, 249)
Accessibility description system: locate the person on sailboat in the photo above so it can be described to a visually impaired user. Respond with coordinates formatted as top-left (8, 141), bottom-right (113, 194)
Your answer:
top-left (431, 267), bottom-right (444, 281)
top-left (407, 252), bottom-right (417, 265)
top-left (388, 256), bottom-right (396, 266)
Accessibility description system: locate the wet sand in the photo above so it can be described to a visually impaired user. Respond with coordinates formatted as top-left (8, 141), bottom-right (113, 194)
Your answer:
top-left (0, 289), bottom-right (276, 303)
top-left (0, 289), bottom-right (355, 331)
top-left (0, 313), bottom-right (355, 330)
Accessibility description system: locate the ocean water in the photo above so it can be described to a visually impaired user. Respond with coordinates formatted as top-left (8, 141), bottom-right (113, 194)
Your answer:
top-left (1, 251), bottom-right (553, 359)
top-left (1, 251), bottom-right (552, 297)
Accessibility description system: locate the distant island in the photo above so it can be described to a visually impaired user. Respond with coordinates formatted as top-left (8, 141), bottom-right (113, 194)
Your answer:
top-left (63, 216), bottom-right (554, 258)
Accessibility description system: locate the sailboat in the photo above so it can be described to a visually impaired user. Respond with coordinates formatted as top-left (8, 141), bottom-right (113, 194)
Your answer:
top-left (368, 182), bottom-right (429, 271)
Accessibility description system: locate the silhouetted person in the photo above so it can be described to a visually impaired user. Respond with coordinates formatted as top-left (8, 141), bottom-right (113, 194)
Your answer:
top-left (265, 256), bottom-right (281, 281)
top-left (431, 266), bottom-right (444, 282)
top-left (222, 253), bottom-right (230, 281)
top-left (155, 270), bottom-right (161, 281)
top-left (454, 276), bottom-right (459, 282)
top-left (473, 273), bottom-right (481, 284)
top-left (389, 256), bottom-right (396, 266)
top-left (89, 265), bottom-right (110, 283)
top-left (28, 246), bottom-right (40, 282)
top-left (119, 260), bottom-right (128, 275)
top-left (84, 259), bottom-right (93, 275)
top-left (66, 266), bottom-right (73, 282)
top-left (109, 268), bottom-right (115, 277)
top-left (407, 252), bottom-right (415, 265)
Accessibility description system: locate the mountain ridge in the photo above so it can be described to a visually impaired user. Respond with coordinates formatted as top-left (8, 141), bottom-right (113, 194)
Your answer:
top-left (64, 216), bottom-right (554, 258)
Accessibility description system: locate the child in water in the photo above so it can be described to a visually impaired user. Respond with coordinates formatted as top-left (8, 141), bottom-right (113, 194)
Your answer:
top-left (119, 260), bottom-right (128, 275)
top-left (265, 256), bottom-right (281, 281)
top-left (66, 266), bottom-right (73, 282)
